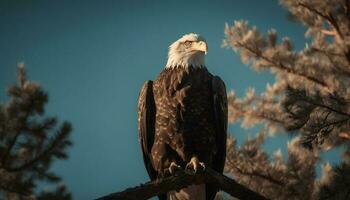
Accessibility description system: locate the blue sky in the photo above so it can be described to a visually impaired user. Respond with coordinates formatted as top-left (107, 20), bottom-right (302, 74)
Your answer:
top-left (0, 0), bottom-right (339, 199)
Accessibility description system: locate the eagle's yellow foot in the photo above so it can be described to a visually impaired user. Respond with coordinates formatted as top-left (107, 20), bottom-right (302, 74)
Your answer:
top-left (166, 162), bottom-right (182, 175)
top-left (185, 156), bottom-right (205, 173)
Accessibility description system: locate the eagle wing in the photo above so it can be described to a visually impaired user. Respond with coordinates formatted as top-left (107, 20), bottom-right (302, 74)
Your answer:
top-left (212, 76), bottom-right (228, 173)
top-left (138, 80), bottom-right (157, 180)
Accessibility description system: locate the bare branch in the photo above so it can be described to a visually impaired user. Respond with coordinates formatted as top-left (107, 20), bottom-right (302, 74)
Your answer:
top-left (96, 168), bottom-right (269, 200)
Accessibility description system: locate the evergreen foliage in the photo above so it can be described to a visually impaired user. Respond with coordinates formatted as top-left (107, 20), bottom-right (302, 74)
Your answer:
top-left (0, 65), bottom-right (72, 200)
top-left (223, 0), bottom-right (350, 199)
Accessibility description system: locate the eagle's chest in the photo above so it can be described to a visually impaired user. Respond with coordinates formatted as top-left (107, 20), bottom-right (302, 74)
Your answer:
top-left (157, 67), bottom-right (211, 103)
top-left (154, 67), bottom-right (213, 122)
top-left (153, 67), bottom-right (216, 155)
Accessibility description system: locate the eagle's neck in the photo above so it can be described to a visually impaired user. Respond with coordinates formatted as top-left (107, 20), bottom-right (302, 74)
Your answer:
top-left (166, 51), bottom-right (205, 69)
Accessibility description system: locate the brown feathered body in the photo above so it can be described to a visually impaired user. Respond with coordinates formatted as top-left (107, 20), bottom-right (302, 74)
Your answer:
top-left (138, 66), bottom-right (227, 200)
top-left (152, 67), bottom-right (216, 170)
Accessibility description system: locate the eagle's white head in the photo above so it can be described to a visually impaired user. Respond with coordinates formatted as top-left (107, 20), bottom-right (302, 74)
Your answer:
top-left (166, 33), bottom-right (208, 69)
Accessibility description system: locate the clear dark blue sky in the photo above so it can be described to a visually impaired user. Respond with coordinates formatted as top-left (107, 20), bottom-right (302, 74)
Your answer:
top-left (0, 0), bottom-right (338, 199)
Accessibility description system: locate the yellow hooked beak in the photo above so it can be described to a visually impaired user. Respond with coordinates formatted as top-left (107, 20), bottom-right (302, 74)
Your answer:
top-left (191, 41), bottom-right (208, 54)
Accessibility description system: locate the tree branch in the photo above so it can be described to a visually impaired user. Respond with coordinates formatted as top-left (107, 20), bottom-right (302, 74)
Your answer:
top-left (95, 168), bottom-right (269, 200)
top-left (297, 2), bottom-right (343, 39)
top-left (231, 165), bottom-right (285, 186)
top-left (0, 182), bottom-right (31, 197)
top-left (235, 41), bottom-right (329, 89)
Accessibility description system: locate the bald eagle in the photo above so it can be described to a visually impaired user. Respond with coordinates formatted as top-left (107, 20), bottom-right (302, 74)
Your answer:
top-left (138, 33), bottom-right (227, 200)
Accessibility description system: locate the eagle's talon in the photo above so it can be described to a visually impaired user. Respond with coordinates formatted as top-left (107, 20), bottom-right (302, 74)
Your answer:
top-left (168, 161), bottom-right (182, 175)
top-left (199, 162), bottom-right (206, 170)
top-left (185, 156), bottom-right (205, 173)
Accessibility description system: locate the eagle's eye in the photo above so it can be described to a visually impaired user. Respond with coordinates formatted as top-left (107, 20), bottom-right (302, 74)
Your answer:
top-left (184, 41), bottom-right (192, 47)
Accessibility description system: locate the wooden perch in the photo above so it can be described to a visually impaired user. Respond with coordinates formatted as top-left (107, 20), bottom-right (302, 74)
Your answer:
top-left (96, 168), bottom-right (269, 200)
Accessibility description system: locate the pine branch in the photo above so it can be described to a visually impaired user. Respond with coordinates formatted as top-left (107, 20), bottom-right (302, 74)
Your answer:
top-left (5, 122), bottom-right (72, 172)
top-left (0, 101), bottom-right (29, 167)
top-left (231, 165), bottom-right (285, 186)
top-left (297, 2), bottom-right (343, 40)
top-left (96, 168), bottom-right (269, 200)
top-left (235, 41), bottom-right (329, 89)
top-left (0, 182), bottom-right (31, 197)
top-left (1, 132), bottom-right (20, 166)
